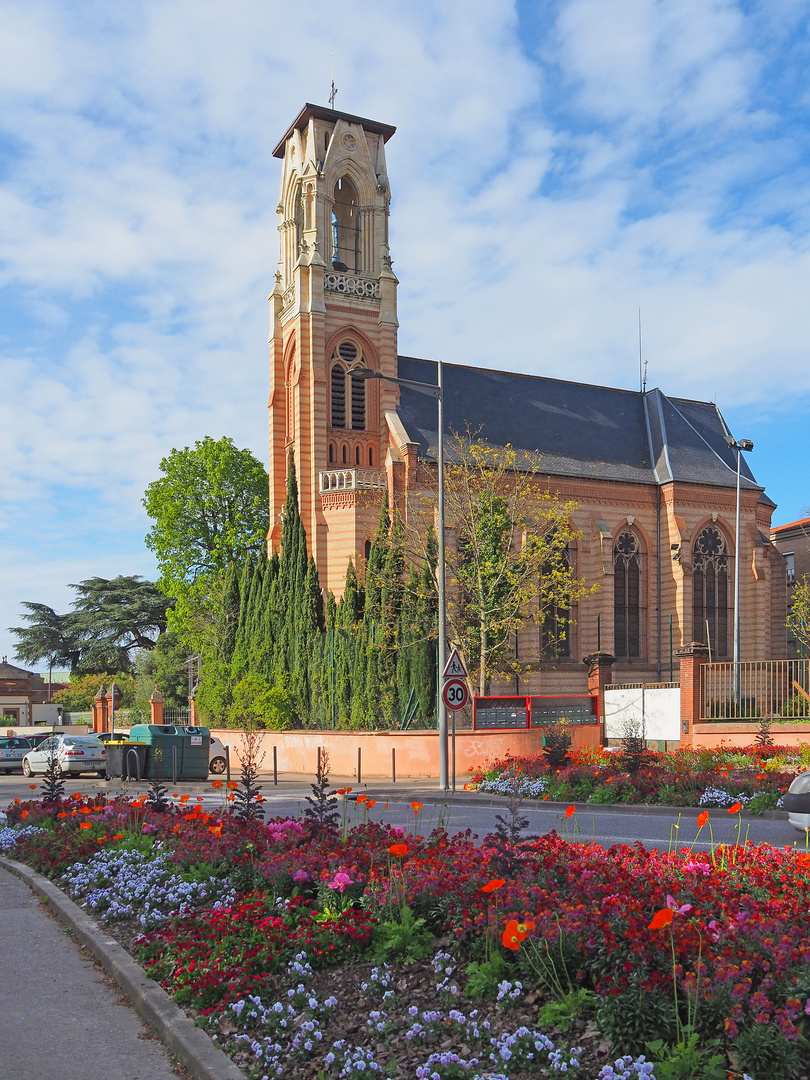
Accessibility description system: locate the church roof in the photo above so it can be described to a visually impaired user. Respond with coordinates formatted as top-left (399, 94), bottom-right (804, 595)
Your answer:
top-left (395, 357), bottom-right (767, 498)
top-left (272, 104), bottom-right (396, 158)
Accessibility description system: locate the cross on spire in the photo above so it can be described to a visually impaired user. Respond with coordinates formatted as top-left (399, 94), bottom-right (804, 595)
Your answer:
top-left (329, 55), bottom-right (338, 109)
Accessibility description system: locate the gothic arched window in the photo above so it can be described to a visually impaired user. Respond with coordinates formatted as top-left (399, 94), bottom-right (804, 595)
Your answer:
top-left (614, 531), bottom-right (641, 659)
top-left (693, 525), bottom-right (730, 657)
top-left (332, 176), bottom-right (359, 271)
top-left (542, 548), bottom-right (571, 658)
top-left (330, 340), bottom-right (366, 431)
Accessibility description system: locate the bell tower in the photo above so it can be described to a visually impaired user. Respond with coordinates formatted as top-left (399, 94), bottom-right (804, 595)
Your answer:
top-left (268, 104), bottom-right (399, 592)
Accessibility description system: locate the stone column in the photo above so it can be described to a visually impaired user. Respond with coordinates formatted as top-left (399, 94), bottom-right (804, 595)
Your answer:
top-left (583, 651), bottom-right (616, 744)
top-left (92, 686), bottom-right (107, 735)
top-left (677, 642), bottom-right (710, 749)
top-left (149, 687), bottom-right (164, 726)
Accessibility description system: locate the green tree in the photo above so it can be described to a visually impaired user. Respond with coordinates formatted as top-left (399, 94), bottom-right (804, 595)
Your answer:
top-left (52, 672), bottom-right (137, 711)
top-left (9, 577), bottom-right (170, 674)
top-left (787, 575), bottom-right (810, 657)
top-left (410, 429), bottom-right (596, 696)
top-left (142, 436), bottom-right (268, 618)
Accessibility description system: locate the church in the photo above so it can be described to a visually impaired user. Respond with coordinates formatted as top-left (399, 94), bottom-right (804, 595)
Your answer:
top-left (267, 103), bottom-right (787, 696)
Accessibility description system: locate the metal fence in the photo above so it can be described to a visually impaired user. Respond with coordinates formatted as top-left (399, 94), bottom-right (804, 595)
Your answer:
top-left (163, 707), bottom-right (191, 724)
top-left (702, 659), bottom-right (810, 721)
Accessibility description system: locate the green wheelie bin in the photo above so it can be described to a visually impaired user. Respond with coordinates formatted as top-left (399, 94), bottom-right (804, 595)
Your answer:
top-left (127, 724), bottom-right (210, 781)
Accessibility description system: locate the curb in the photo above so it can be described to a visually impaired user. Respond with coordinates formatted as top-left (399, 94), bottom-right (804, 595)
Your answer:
top-left (352, 789), bottom-right (788, 820)
top-left (0, 855), bottom-right (247, 1080)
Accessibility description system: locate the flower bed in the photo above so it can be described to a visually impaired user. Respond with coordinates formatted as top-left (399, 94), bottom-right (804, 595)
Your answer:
top-left (1, 791), bottom-right (810, 1079)
top-left (470, 744), bottom-right (807, 812)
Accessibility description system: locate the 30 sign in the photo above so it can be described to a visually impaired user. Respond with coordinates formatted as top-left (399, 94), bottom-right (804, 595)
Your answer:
top-left (441, 678), bottom-right (470, 711)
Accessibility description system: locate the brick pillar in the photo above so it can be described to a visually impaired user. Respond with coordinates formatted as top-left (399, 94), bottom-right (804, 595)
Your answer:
top-left (677, 642), bottom-right (709, 748)
top-left (583, 651), bottom-right (616, 745)
top-left (92, 686), bottom-right (107, 735)
top-left (149, 687), bottom-right (164, 725)
top-left (188, 698), bottom-right (199, 726)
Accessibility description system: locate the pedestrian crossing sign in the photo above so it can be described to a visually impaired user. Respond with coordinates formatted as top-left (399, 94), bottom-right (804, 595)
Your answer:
top-left (442, 648), bottom-right (468, 679)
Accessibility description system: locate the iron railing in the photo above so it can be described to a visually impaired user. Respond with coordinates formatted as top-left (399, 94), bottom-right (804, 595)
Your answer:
top-left (702, 659), bottom-right (810, 721)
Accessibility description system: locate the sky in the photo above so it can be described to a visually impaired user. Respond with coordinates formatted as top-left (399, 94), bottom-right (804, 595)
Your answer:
top-left (1, 0), bottom-right (809, 669)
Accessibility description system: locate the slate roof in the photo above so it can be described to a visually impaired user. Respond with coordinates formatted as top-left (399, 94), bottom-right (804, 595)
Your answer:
top-left (395, 357), bottom-right (767, 499)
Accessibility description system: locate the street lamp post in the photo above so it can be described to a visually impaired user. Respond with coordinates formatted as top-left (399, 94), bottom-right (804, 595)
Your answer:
top-left (726, 436), bottom-right (754, 700)
top-left (353, 362), bottom-right (448, 789)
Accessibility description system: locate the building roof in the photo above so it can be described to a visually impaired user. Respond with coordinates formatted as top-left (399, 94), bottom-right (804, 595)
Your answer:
top-left (395, 357), bottom-right (766, 496)
top-left (0, 661), bottom-right (39, 680)
top-left (771, 517), bottom-right (810, 535)
top-left (273, 104), bottom-right (397, 158)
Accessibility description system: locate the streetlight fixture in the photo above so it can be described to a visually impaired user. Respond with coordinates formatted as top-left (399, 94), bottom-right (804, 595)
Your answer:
top-left (353, 362), bottom-right (449, 788)
top-left (726, 436), bottom-right (754, 698)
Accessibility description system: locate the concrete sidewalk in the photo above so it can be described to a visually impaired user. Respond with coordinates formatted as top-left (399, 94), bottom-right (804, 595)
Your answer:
top-left (0, 865), bottom-right (182, 1080)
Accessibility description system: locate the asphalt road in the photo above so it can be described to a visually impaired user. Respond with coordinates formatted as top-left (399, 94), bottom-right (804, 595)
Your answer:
top-left (1, 772), bottom-right (803, 853)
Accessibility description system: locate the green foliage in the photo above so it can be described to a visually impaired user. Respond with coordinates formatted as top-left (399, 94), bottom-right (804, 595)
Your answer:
top-left (9, 577), bottom-right (170, 675)
top-left (595, 981), bottom-right (679, 1056)
top-left (231, 729), bottom-right (265, 824)
top-left (734, 1020), bottom-right (804, 1078)
top-left (464, 954), bottom-right (511, 998)
top-left (646, 1034), bottom-right (726, 1080)
top-left (39, 742), bottom-right (66, 804)
top-left (371, 905), bottom-right (433, 964)
top-left (52, 672), bottom-right (137, 711)
top-left (786, 574), bottom-right (810, 658)
top-left (745, 791), bottom-right (781, 814)
top-left (537, 988), bottom-right (595, 1033)
top-left (227, 674), bottom-right (296, 730)
top-left (143, 436), bottom-right (269, 591)
top-left (303, 748), bottom-right (340, 834)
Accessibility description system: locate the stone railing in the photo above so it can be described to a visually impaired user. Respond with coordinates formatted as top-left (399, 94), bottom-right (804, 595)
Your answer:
top-left (319, 469), bottom-right (385, 493)
top-left (323, 272), bottom-right (381, 299)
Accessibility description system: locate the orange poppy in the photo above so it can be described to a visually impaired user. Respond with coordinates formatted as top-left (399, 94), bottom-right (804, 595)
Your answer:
top-left (112, 834), bottom-right (124, 840)
top-left (411, 801), bottom-right (423, 814)
top-left (21, 810), bottom-right (29, 818)
top-left (697, 811), bottom-right (709, 828)
top-left (211, 780), bottom-right (224, 790)
top-left (481, 877), bottom-right (506, 894)
top-left (357, 794), bottom-right (367, 804)
top-left (727, 802), bottom-right (742, 814)
top-left (79, 822), bottom-right (93, 830)
top-left (28, 784), bottom-right (37, 790)
top-left (648, 908), bottom-right (673, 930)
top-left (366, 799), bottom-right (376, 808)
top-left (389, 843), bottom-right (408, 857)
top-left (565, 805), bottom-right (576, 818)
top-left (502, 919), bottom-right (534, 950)
top-left (227, 781), bottom-right (238, 790)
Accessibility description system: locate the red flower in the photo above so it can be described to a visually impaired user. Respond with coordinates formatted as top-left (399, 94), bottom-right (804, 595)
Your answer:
top-left (481, 877), bottom-right (506, 894)
top-left (389, 843), bottom-right (408, 857)
top-left (697, 811), bottom-right (709, 828)
top-left (565, 805), bottom-right (576, 818)
top-left (79, 822), bottom-right (93, 830)
top-left (502, 919), bottom-right (534, 950)
top-left (411, 801), bottom-right (423, 814)
top-left (727, 802), bottom-right (743, 814)
top-left (648, 908), bottom-right (673, 930)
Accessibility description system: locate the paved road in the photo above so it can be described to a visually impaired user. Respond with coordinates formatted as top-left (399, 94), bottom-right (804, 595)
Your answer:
top-left (0, 866), bottom-right (181, 1080)
top-left (1, 773), bottom-right (802, 852)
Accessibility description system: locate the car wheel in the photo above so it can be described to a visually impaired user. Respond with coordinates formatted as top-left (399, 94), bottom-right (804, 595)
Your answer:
top-left (22, 759), bottom-right (33, 777)
top-left (209, 756), bottom-right (227, 775)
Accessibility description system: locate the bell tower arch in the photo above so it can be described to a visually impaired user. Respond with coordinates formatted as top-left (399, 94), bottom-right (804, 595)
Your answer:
top-left (268, 104), bottom-right (399, 591)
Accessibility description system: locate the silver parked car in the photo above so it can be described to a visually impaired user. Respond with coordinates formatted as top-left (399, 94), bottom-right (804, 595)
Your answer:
top-left (783, 771), bottom-right (810, 832)
top-left (0, 736), bottom-right (34, 774)
top-left (22, 734), bottom-right (107, 778)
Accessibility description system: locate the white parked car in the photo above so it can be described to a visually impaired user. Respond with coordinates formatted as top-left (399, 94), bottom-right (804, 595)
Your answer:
top-left (783, 772), bottom-right (810, 831)
top-left (22, 734), bottom-right (107, 778)
top-left (209, 737), bottom-right (227, 775)
top-left (0, 736), bottom-right (34, 774)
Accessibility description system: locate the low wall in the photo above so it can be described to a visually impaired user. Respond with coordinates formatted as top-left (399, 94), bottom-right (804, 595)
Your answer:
top-left (692, 723), bottom-right (810, 749)
top-left (210, 724), bottom-right (601, 780)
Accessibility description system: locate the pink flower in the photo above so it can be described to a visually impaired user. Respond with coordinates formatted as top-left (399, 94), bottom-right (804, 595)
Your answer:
top-left (327, 872), bottom-right (353, 893)
top-left (666, 895), bottom-right (693, 915)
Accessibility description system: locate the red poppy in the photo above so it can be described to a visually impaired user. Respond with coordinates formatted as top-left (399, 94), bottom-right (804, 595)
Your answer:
top-left (357, 794), bottom-right (367, 804)
top-left (411, 801), bottom-right (423, 813)
top-left (648, 908), bottom-right (673, 930)
top-left (211, 780), bottom-right (224, 790)
top-left (565, 805), bottom-right (576, 818)
top-left (389, 843), bottom-right (408, 857)
top-left (502, 918), bottom-right (534, 950)
top-left (79, 822), bottom-right (92, 830)
top-left (366, 799), bottom-right (376, 808)
top-left (481, 877), bottom-right (506, 894)
top-left (727, 802), bottom-right (743, 814)
top-left (28, 784), bottom-right (36, 790)
top-left (697, 811), bottom-right (709, 828)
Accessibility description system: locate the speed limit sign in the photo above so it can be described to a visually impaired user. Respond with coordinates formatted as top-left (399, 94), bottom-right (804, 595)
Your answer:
top-left (442, 678), bottom-right (469, 711)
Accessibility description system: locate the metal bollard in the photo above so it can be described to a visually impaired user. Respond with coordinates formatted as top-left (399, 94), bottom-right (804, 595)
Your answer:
top-left (357, 747), bottom-right (362, 786)
top-left (225, 745), bottom-right (230, 783)
top-left (392, 747), bottom-right (396, 783)
top-left (273, 745), bottom-right (278, 785)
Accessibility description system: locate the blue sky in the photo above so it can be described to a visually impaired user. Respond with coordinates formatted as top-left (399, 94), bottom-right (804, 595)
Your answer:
top-left (1, 0), bottom-right (809, 667)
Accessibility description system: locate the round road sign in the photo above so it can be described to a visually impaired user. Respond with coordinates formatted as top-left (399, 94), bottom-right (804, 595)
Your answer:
top-left (442, 678), bottom-right (469, 711)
